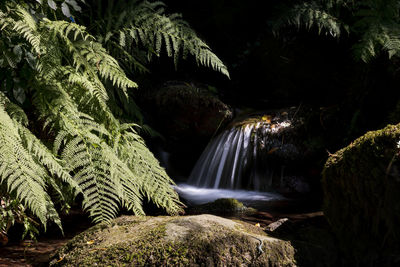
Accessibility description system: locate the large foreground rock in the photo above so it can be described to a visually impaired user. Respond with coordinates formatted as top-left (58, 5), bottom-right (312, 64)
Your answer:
top-left (322, 124), bottom-right (400, 265)
top-left (50, 215), bottom-right (296, 266)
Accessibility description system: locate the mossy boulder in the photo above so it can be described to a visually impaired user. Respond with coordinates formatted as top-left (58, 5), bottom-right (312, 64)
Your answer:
top-left (50, 215), bottom-right (296, 266)
top-left (147, 81), bottom-right (232, 141)
top-left (322, 123), bottom-right (400, 265)
top-left (187, 198), bottom-right (256, 216)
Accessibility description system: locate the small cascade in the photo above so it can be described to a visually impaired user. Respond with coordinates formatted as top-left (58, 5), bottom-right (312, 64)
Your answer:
top-left (187, 114), bottom-right (294, 192)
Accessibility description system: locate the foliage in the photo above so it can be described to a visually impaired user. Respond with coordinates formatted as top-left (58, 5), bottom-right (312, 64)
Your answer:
top-left (82, 0), bottom-right (230, 78)
top-left (276, 0), bottom-right (400, 62)
top-left (0, 193), bottom-right (40, 241)
top-left (79, 0), bottom-right (230, 125)
top-left (0, 0), bottom-right (228, 236)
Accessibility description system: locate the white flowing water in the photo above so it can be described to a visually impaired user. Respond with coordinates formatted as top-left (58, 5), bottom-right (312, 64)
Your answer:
top-left (174, 184), bottom-right (284, 205)
top-left (178, 119), bottom-right (293, 204)
top-left (187, 120), bottom-right (292, 191)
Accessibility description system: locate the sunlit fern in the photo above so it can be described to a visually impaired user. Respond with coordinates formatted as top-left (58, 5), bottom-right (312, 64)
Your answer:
top-left (0, 1), bottom-right (183, 232)
top-left (83, 0), bottom-right (230, 78)
top-left (0, 92), bottom-right (80, 233)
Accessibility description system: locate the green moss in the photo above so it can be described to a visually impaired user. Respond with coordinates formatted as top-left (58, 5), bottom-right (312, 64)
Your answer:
top-left (49, 215), bottom-right (297, 266)
top-left (51, 218), bottom-right (189, 266)
top-left (206, 198), bottom-right (244, 211)
top-left (86, 224), bottom-right (189, 266)
top-left (322, 123), bottom-right (400, 264)
top-left (189, 198), bottom-right (256, 216)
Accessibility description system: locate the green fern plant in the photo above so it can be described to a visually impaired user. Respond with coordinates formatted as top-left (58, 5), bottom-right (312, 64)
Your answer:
top-left (0, 92), bottom-right (77, 233)
top-left (276, 0), bottom-right (400, 62)
top-left (82, 0), bottom-right (229, 78)
top-left (0, 0), bottom-right (202, 235)
top-left (76, 0), bottom-right (229, 128)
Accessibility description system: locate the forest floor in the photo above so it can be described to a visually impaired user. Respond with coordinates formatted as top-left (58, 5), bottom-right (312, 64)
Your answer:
top-left (0, 210), bottom-right (93, 267)
top-left (0, 201), bottom-right (323, 266)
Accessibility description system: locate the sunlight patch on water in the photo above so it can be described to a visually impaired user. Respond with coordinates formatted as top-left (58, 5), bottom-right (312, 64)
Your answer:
top-left (174, 184), bottom-right (285, 205)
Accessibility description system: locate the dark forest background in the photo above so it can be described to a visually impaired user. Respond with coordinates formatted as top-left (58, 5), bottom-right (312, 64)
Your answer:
top-left (137, 0), bottom-right (400, 167)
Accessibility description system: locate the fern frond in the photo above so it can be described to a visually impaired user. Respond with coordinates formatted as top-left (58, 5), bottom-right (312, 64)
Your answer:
top-left (275, 1), bottom-right (344, 38)
top-left (54, 124), bottom-right (145, 223)
top-left (12, 6), bottom-right (42, 55)
top-left (82, 41), bottom-right (138, 93)
top-left (85, 0), bottom-right (229, 77)
top-left (279, 0), bottom-right (400, 62)
top-left (353, 22), bottom-right (400, 62)
top-left (0, 94), bottom-right (28, 126)
top-left (1, 1), bottom-right (184, 228)
top-left (61, 135), bottom-right (122, 223)
top-left (0, 97), bottom-right (62, 231)
top-left (43, 19), bottom-right (137, 98)
top-left (45, 19), bottom-right (93, 43)
top-left (118, 126), bottom-right (182, 215)
top-left (31, 82), bottom-right (145, 223)
top-left (129, 1), bottom-right (229, 77)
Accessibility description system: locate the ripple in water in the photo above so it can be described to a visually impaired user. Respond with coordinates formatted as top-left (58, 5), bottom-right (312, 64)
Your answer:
top-left (174, 184), bottom-right (285, 205)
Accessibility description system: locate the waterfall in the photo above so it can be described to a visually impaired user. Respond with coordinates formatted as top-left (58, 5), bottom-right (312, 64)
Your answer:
top-left (187, 118), bottom-right (292, 191)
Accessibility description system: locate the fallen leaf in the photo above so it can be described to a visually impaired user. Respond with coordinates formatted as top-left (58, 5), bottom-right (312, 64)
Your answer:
top-left (268, 147), bottom-right (279, 154)
top-left (20, 240), bottom-right (34, 247)
top-left (255, 223), bottom-right (261, 227)
top-left (262, 115), bottom-right (272, 123)
top-left (86, 240), bottom-right (95, 245)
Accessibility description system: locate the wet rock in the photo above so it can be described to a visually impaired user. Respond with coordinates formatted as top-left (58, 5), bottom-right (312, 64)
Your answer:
top-left (143, 81), bottom-right (233, 177)
top-left (322, 123), bottom-right (400, 265)
top-left (187, 108), bottom-right (313, 195)
top-left (49, 215), bottom-right (296, 266)
top-left (268, 215), bottom-right (339, 267)
top-left (187, 198), bottom-right (256, 216)
top-left (279, 176), bottom-right (311, 194)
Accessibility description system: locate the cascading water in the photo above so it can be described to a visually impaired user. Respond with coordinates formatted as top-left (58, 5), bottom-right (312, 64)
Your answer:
top-left (175, 113), bottom-right (300, 205)
top-left (186, 120), bottom-right (292, 191)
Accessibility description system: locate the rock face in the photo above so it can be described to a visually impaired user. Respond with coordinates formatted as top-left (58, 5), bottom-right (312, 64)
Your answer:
top-left (322, 124), bottom-right (400, 265)
top-left (142, 81), bottom-right (233, 177)
top-left (148, 81), bottom-right (233, 141)
top-left (50, 215), bottom-right (296, 266)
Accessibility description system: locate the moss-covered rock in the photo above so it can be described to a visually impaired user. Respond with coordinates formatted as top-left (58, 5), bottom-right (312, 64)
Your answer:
top-left (187, 198), bottom-right (257, 216)
top-left (50, 215), bottom-right (296, 266)
top-left (322, 123), bottom-right (400, 265)
top-left (147, 81), bottom-right (232, 141)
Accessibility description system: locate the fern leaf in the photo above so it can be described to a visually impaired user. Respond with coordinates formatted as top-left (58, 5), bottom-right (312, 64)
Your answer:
top-left (0, 101), bottom-right (61, 231)
top-left (85, 0), bottom-right (229, 77)
top-left (275, 1), bottom-right (343, 38)
top-left (1, 2), bottom-right (184, 228)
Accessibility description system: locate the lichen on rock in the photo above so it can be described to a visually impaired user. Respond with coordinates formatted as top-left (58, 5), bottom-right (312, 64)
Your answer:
top-left (50, 214), bottom-right (296, 266)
